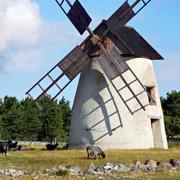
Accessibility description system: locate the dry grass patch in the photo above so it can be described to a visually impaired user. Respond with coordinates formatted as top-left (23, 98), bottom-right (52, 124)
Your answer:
top-left (0, 148), bottom-right (179, 170)
top-left (0, 145), bottom-right (179, 179)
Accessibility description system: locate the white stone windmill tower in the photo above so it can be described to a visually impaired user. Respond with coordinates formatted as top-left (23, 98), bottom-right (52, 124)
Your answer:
top-left (26, 0), bottom-right (168, 149)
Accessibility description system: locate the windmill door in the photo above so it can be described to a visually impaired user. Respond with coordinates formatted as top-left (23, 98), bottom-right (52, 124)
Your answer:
top-left (151, 119), bottom-right (160, 148)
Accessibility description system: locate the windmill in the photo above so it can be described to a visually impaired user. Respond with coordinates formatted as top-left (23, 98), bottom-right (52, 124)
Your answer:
top-left (26, 0), bottom-right (168, 149)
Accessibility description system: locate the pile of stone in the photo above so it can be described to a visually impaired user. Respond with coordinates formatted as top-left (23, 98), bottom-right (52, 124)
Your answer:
top-left (130, 159), bottom-right (176, 172)
top-left (43, 165), bottom-right (82, 176)
top-left (84, 159), bottom-right (180, 176)
top-left (0, 159), bottom-right (179, 178)
top-left (0, 168), bottom-right (24, 177)
top-left (41, 159), bottom-right (180, 177)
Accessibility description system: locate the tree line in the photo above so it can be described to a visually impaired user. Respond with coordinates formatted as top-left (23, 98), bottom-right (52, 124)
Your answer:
top-left (0, 90), bottom-right (179, 142)
top-left (0, 96), bottom-right (71, 142)
top-left (161, 90), bottom-right (180, 138)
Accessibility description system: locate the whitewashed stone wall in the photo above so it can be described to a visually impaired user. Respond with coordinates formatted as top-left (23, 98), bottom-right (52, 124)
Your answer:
top-left (69, 57), bottom-right (168, 149)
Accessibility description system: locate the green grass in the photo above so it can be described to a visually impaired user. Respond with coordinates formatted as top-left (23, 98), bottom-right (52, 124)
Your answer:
top-left (168, 141), bottom-right (180, 149)
top-left (0, 144), bottom-right (179, 179)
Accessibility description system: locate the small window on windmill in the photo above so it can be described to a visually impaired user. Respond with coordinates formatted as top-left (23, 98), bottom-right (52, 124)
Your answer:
top-left (146, 86), bottom-right (156, 105)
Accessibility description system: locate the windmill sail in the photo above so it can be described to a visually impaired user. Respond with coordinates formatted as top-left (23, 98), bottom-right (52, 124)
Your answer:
top-left (98, 47), bottom-right (129, 80)
top-left (106, 0), bottom-right (151, 34)
top-left (55, 0), bottom-right (92, 35)
top-left (26, 46), bottom-right (90, 106)
top-left (59, 46), bottom-right (90, 80)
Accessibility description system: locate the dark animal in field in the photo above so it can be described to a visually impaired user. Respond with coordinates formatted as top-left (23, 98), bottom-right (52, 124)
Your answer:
top-left (7, 140), bottom-right (12, 144)
top-left (17, 145), bottom-right (23, 151)
top-left (0, 142), bottom-right (9, 156)
top-left (86, 146), bottom-right (106, 159)
top-left (8, 141), bottom-right (18, 149)
top-left (46, 143), bottom-right (59, 150)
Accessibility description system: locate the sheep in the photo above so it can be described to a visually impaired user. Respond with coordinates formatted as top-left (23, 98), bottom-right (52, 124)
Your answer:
top-left (86, 145), bottom-right (106, 159)
top-left (46, 143), bottom-right (59, 150)
top-left (7, 141), bottom-right (18, 149)
top-left (0, 142), bottom-right (9, 156)
top-left (7, 140), bottom-right (12, 144)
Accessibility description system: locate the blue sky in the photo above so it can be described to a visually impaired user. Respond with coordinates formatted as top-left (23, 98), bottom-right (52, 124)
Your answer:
top-left (0, 0), bottom-right (179, 105)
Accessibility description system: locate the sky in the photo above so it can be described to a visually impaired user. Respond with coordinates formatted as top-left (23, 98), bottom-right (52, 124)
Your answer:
top-left (0, 0), bottom-right (179, 106)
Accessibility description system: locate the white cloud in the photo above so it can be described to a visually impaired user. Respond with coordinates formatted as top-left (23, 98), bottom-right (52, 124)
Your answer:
top-left (40, 21), bottom-right (80, 45)
top-left (0, 0), bottom-right (41, 52)
top-left (4, 49), bottom-right (43, 72)
top-left (0, 0), bottom-right (77, 73)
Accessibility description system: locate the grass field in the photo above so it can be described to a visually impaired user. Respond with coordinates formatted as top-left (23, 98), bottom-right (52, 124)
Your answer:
top-left (0, 143), bottom-right (179, 179)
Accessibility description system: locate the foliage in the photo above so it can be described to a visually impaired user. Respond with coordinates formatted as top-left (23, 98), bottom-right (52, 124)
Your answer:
top-left (0, 116), bottom-right (4, 139)
top-left (42, 102), bottom-right (63, 143)
top-left (164, 116), bottom-right (180, 138)
top-left (161, 90), bottom-right (180, 117)
top-left (0, 95), bottom-right (71, 142)
top-left (59, 97), bottom-right (71, 142)
top-left (161, 90), bottom-right (180, 137)
top-left (20, 98), bottom-right (42, 141)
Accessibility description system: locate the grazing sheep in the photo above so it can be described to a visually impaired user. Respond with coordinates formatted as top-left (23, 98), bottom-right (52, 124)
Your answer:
top-left (8, 141), bottom-right (18, 149)
top-left (86, 145), bottom-right (106, 159)
top-left (46, 143), bottom-right (59, 150)
top-left (0, 142), bottom-right (9, 156)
